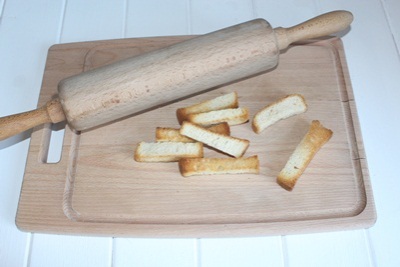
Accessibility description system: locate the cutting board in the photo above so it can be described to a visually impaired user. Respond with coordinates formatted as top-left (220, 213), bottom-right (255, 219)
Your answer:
top-left (16, 36), bottom-right (376, 237)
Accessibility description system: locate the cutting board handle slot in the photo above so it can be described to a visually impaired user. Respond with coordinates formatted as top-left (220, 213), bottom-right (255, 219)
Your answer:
top-left (39, 122), bottom-right (66, 164)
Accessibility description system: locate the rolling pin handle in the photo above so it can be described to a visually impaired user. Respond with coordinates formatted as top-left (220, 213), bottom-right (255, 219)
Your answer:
top-left (274, 10), bottom-right (354, 50)
top-left (0, 99), bottom-right (66, 141)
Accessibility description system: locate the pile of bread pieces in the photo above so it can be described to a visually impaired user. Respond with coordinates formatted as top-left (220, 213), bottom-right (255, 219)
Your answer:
top-left (134, 92), bottom-right (333, 191)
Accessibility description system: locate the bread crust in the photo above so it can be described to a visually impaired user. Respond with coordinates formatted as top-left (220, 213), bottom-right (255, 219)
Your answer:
top-left (252, 94), bottom-right (307, 134)
top-left (180, 121), bottom-right (249, 158)
top-left (176, 92), bottom-right (238, 124)
top-left (186, 107), bottom-right (249, 126)
top-left (155, 123), bottom-right (230, 142)
top-left (179, 156), bottom-right (259, 177)
top-left (134, 141), bottom-right (203, 162)
top-left (155, 127), bottom-right (194, 143)
top-left (208, 122), bottom-right (231, 136)
top-left (277, 120), bottom-right (333, 191)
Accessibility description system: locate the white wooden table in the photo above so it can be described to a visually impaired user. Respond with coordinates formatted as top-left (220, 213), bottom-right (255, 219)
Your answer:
top-left (1, 0), bottom-right (399, 266)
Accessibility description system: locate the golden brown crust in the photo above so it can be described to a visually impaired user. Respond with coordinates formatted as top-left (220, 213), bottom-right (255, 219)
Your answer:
top-left (276, 178), bottom-right (297, 191)
top-left (208, 122), bottom-right (231, 136)
top-left (176, 92), bottom-right (239, 124)
top-left (155, 123), bottom-right (230, 142)
top-left (179, 156), bottom-right (259, 177)
top-left (134, 142), bottom-right (203, 162)
top-left (155, 127), bottom-right (194, 142)
top-left (277, 120), bottom-right (333, 191)
top-left (176, 108), bottom-right (190, 125)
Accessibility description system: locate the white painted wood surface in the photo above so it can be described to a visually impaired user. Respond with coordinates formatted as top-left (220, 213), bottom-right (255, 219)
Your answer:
top-left (0, 0), bottom-right (399, 266)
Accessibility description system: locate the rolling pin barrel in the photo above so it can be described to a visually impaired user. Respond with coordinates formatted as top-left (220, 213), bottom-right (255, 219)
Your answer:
top-left (58, 19), bottom-right (279, 131)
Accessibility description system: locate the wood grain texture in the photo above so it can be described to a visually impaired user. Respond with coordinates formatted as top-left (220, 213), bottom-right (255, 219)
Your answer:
top-left (274, 10), bottom-right (353, 50)
top-left (15, 36), bottom-right (375, 237)
top-left (0, 99), bottom-right (65, 141)
top-left (58, 19), bottom-right (279, 131)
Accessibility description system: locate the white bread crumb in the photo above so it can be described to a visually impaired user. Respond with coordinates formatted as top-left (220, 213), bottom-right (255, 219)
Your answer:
top-left (180, 121), bottom-right (249, 158)
top-left (252, 94), bottom-right (307, 134)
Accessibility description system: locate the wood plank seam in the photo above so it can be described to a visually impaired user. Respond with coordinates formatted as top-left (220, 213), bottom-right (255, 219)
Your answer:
top-left (381, 0), bottom-right (400, 61)
top-left (0, 0), bottom-right (6, 21)
top-left (185, 0), bottom-right (192, 34)
top-left (122, 0), bottom-right (128, 38)
top-left (22, 233), bottom-right (33, 267)
top-left (109, 237), bottom-right (115, 267)
top-left (364, 229), bottom-right (378, 267)
top-left (194, 239), bottom-right (201, 267)
top-left (57, 0), bottom-right (67, 43)
top-left (281, 236), bottom-right (289, 267)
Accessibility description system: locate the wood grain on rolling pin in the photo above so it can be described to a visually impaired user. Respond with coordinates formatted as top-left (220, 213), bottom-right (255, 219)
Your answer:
top-left (58, 19), bottom-right (278, 131)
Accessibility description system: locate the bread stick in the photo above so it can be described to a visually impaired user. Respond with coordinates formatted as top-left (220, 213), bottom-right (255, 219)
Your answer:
top-left (134, 142), bottom-right (203, 162)
top-left (179, 156), bottom-right (259, 177)
top-left (180, 121), bottom-right (249, 158)
top-left (186, 107), bottom-right (249, 126)
top-left (176, 92), bottom-right (238, 124)
top-left (155, 122), bottom-right (230, 142)
top-left (277, 120), bottom-right (333, 191)
top-left (252, 94), bottom-right (307, 134)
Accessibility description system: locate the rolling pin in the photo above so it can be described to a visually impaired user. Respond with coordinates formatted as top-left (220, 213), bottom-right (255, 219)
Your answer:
top-left (0, 10), bottom-right (353, 141)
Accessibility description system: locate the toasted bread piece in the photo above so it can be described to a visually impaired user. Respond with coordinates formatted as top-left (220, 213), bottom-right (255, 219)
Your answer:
top-left (156, 127), bottom-right (194, 142)
top-left (252, 94), bottom-right (307, 134)
top-left (205, 122), bottom-right (231, 135)
top-left (187, 107), bottom-right (249, 126)
top-left (180, 122), bottom-right (249, 158)
top-left (155, 122), bottom-right (230, 143)
top-left (134, 142), bottom-right (203, 162)
top-left (179, 156), bottom-right (259, 177)
top-left (177, 92), bottom-right (238, 124)
top-left (277, 120), bottom-right (333, 191)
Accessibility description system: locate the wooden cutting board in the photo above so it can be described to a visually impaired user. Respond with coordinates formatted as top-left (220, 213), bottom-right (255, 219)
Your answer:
top-left (16, 36), bottom-right (376, 237)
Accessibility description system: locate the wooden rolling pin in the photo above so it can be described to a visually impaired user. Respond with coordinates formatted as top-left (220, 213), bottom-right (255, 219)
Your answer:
top-left (0, 10), bottom-right (353, 141)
